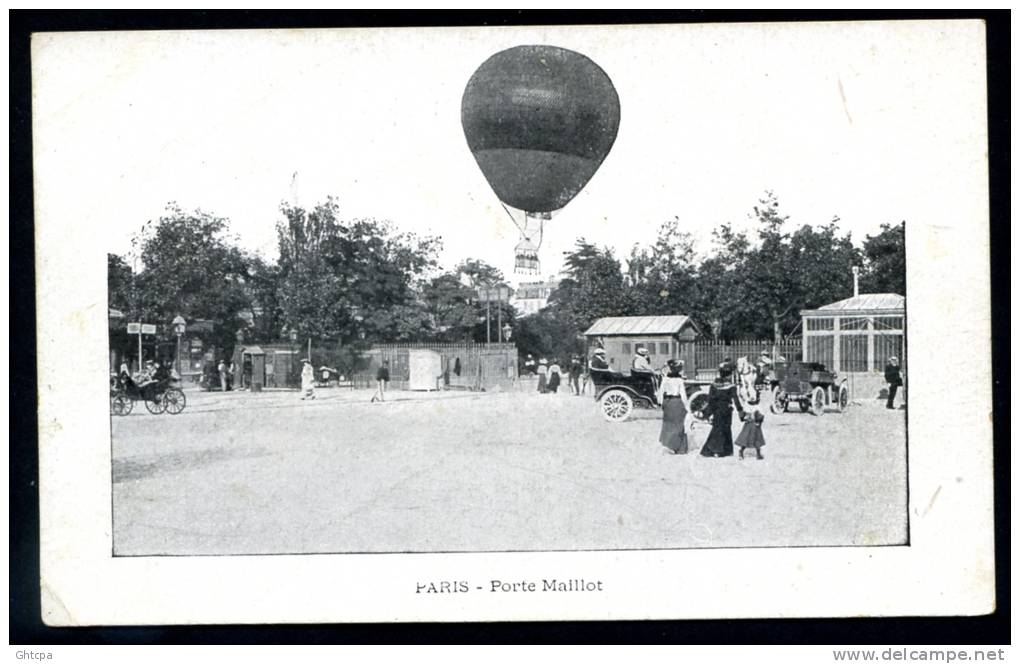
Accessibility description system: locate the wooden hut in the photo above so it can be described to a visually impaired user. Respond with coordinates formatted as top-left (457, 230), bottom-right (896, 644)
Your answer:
top-left (583, 315), bottom-right (702, 373)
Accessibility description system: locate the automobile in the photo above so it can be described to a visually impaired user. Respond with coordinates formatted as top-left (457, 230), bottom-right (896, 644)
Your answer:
top-left (769, 361), bottom-right (849, 416)
top-left (589, 368), bottom-right (712, 423)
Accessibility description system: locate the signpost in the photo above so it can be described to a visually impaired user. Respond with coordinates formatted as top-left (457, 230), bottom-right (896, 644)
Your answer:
top-left (128, 322), bottom-right (157, 373)
top-left (476, 286), bottom-right (513, 344)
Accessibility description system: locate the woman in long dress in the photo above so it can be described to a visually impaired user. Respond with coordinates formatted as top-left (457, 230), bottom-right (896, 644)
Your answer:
top-left (657, 359), bottom-right (690, 454)
top-left (300, 359), bottom-right (316, 400)
top-left (699, 365), bottom-right (745, 458)
top-left (547, 359), bottom-right (562, 393)
top-left (536, 358), bottom-right (548, 393)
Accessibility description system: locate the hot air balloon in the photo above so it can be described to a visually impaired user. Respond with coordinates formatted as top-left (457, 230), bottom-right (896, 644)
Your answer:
top-left (461, 45), bottom-right (621, 274)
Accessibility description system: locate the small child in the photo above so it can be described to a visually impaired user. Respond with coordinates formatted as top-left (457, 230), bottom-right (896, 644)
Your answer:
top-left (735, 409), bottom-right (766, 460)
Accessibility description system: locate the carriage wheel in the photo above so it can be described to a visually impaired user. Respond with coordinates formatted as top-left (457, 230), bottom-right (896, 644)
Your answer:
top-left (599, 389), bottom-right (633, 423)
top-left (163, 388), bottom-right (187, 415)
top-left (111, 394), bottom-right (133, 416)
top-left (689, 392), bottom-right (710, 421)
top-left (144, 393), bottom-right (167, 414)
top-left (770, 391), bottom-right (789, 414)
top-left (810, 386), bottom-right (826, 416)
top-left (837, 384), bottom-right (849, 412)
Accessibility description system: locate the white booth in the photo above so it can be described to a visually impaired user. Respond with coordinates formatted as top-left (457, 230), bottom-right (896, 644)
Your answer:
top-left (407, 350), bottom-right (442, 391)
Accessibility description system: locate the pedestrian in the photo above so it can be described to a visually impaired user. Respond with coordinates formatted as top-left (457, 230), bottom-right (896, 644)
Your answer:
top-left (547, 359), bottom-right (562, 393)
top-left (536, 358), bottom-right (548, 393)
top-left (569, 355), bottom-right (582, 395)
top-left (227, 361), bottom-right (236, 391)
top-left (218, 358), bottom-right (227, 392)
top-left (734, 409), bottom-right (766, 460)
top-left (300, 359), bottom-right (316, 400)
top-left (884, 356), bottom-right (903, 409)
top-left (699, 364), bottom-right (745, 458)
top-left (372, 360), bottom-right (390, 403)
top-left (657, 359), bottom-right (691, 455)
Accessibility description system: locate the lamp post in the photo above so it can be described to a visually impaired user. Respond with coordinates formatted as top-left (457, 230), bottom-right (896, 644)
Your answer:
top-left (172, 315), bottom-right (187, 374)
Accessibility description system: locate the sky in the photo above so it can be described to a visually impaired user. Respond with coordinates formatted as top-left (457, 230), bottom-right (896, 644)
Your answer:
top-left (33, 20), bottom-right (986, 287)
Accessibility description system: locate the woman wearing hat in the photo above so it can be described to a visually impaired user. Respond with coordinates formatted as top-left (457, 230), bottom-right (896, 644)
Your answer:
top-left (657, 359), bottom-right (691, 454)
top-left (536, 358), bottom-right (549, 394)
top-left (631, 346), bottom-right (653, 376)
top-left (699, 363), bottom-right (746, 458)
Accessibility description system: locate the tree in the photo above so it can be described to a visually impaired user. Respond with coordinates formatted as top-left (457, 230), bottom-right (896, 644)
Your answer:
top-left (456, 258), bottom-right (507, 290)
top-left (697, 193), bottom-right (862, 340)
top-left (859, 222), bottom-right (906, 295)
top-left (423, 273), bottom-right (478, 342)
top-left (242, 254), bottom-right (284, 343)
top-left (276, 198), bottom-right (441, 345)
top-left (550, 240), bottom-right (629, 333)
top-left (419, 259), bottom-right (513, 343)
top-left (513, 308), bottom-right (582, 362)
top-left (134, 204), bottom-right (255, 351)
top-left (624, 217), bottom-right (699, 316)
top-left (107, 253), bottom-right (134, 313)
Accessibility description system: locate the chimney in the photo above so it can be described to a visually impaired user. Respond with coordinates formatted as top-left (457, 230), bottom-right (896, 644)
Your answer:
top-left (852, 266), bottom-right (860, 297)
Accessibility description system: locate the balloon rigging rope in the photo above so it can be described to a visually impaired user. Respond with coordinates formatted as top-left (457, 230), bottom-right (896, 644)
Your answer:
top-left (500, 202), bottom-right (526, 236)
top-left (499, 202), bottom-right (544, 251)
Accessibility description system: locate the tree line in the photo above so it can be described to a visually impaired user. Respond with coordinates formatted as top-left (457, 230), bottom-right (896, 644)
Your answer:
top-left (108, 192), bottom-right (905, 362)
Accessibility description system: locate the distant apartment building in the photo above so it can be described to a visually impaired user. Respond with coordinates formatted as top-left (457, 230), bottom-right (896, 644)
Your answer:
top-left (511, 277), bottom-right (559, 316)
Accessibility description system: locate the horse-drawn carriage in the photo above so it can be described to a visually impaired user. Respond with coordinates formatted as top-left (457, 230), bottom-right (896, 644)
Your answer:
top-left (110, 375), bottom-right (187, 416)
top-left (590, 368), bottom-right (711, 423)
top-left (768, 361), bottom-right (848, 416)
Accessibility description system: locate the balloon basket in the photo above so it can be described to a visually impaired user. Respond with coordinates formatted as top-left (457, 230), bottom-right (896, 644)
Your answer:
top-left (515, 252), bottom-right (540, 275)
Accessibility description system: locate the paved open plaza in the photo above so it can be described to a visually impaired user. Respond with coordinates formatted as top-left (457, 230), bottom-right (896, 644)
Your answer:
top-left (112, 385), bottom-right (908, 556)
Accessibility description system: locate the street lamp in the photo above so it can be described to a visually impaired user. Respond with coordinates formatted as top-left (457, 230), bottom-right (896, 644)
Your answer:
top-left (172, 315), bottom-right (187, 374)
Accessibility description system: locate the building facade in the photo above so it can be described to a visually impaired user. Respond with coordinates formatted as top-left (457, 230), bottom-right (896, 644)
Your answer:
top-left (511, 277), bottom-right (559, 316)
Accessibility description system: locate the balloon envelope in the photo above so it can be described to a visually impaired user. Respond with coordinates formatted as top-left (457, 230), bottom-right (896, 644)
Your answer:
top-left (461, 45), bottom-right (620, 213)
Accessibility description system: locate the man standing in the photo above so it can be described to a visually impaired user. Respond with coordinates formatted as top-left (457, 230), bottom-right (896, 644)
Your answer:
top-left (884, 356), bottom-right (903, 409)
top-left (372, 360), bottom-right (390, 403)
top-left (568, 355), bottom-right (582, 395)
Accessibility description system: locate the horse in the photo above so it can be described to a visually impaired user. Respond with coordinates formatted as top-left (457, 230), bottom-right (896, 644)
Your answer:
top-left (735, 356), bottom-right (759, 404)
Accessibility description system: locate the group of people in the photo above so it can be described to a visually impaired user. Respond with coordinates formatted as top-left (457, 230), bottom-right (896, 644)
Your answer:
top-left (526, 354), bottom-right (584, 395)
top-left (216, 359), bottom-right (238, 392)
top-left (116, 359), bottom-right (173, 400)
top-left (655, 355), bottom-right (766, 460)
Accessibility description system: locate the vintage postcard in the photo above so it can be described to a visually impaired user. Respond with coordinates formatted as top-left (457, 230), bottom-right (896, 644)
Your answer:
top-left (33, 19), bottom-right (994, 624)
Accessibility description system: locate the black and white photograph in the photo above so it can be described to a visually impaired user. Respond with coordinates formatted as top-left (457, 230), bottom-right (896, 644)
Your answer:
top-left (29, 17), bottom-right (995, 625)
